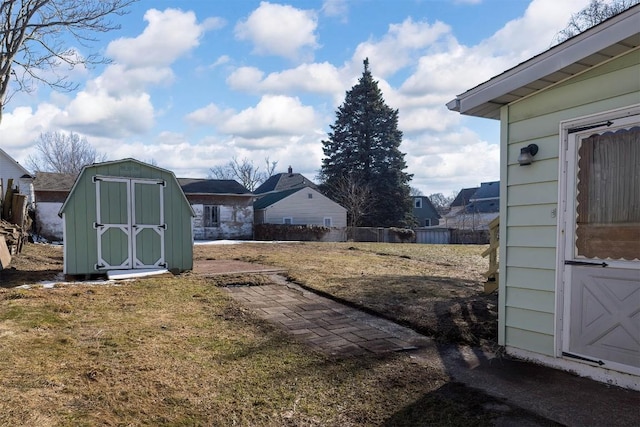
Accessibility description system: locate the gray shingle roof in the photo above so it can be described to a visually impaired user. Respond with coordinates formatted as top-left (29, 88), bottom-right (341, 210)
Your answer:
top-left (177, 178), bottom-right (251, 195)
top-left (33, 172), bottom-right (78, 191)
top-left (253, 188), bottom-right (300, 210)
top-left (254, 172), bottom-right (317, 194)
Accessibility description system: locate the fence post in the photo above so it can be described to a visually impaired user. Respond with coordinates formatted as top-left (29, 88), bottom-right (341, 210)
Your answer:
top-left (481, 216), bottom-right (499, 294)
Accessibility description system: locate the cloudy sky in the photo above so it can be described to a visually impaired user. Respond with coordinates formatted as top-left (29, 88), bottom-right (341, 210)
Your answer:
top-left (1, 0), bottom-right (591, 196)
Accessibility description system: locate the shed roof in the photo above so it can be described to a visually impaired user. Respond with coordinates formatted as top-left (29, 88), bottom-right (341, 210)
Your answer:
top-left (254, 171), bottom-right (317, 194)
top-left (59, 158), bottom-right (194, 217)
top-left (177, 178), bottom-right (252, 195)
top-left (33, 172), bottom-right (77, 192)
top-left (447, 5), bottom-right (640, 119)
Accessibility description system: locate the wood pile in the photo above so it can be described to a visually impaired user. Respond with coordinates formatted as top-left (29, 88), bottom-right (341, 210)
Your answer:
top-left (0, 178), bottom-right (32, 269)
top-left (1, 219), bottom-right (26, 255)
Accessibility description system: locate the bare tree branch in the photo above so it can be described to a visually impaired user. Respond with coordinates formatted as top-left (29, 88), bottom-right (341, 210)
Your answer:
top-left (554, 0), bottom-right (639, 44)
top-left (0, 0), bottom-right (137, 123)
top-left (26, 131), bottom-right (107, 174)
top-left (209, 157), bottom-right (278, 191)
top-left (327, 174), bottom-right (374, 227)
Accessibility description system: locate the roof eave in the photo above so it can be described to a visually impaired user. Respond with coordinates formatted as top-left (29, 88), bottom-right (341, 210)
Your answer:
top-left (447, 5), bottom-right (640, 119)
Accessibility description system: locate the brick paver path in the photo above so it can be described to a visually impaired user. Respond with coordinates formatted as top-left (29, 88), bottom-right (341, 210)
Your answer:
top-left (222, 274), bottom-right (431, 357)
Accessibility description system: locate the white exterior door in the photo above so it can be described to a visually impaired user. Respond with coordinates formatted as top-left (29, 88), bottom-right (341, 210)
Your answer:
top-left (559, 110), bottom-right (640, 376)
top-left (95, 176), bottom-right (166, 271)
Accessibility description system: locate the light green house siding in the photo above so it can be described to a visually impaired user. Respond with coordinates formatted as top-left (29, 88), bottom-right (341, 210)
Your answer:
top-left (60, 159), bottom-right (194, 275)
top-left (499, 49), bottom-right (640, 355)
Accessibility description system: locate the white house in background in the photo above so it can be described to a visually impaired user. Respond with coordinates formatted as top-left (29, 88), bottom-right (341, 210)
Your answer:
top-left (32, 172), bottom-right (76, 241)
top-left (254, 186), bottom-right (347, 241)
top-left (178, 178), bottom-right (254, 240)
top-left (447, 5), bottom-right (639, 390)
top-left (0, 148), bottom-right (34, 206)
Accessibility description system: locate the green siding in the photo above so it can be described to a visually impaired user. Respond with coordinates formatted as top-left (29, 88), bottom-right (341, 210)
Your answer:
top-left (506, 287), bottom-right (555, 314)
top-left (507, 226), bottom-right (557, 248)
top-left (505, 327), bottom-right (555, 356)
top-left (505, 307), bottom-right (554, 335)
top-left (506, 205), bottom-right (557, 227)
top-left (505, 266), bottom-right (556, 292)
top-left (501, 50), bottom-right (640, 356)
top-left (61, 160), bottom-right (193, 275)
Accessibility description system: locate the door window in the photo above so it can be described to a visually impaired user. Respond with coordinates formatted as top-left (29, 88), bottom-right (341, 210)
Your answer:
top-left (575, 127), bottom-right (640, 261)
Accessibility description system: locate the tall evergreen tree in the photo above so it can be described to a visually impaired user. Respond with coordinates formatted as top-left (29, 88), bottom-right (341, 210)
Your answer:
top-left (319, 59), bottom-right (412, 227)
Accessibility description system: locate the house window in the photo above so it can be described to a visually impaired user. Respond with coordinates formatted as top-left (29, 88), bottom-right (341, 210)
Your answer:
top-left (283, 217), bottom-right (293, 224)
top-left (308, 193), bottom-right (313, 199)
top-left (204, 205), bottom-right (220, 227)
top-left (425, 219), bottom-right (431, 227)
top-left (414, 198), bottom-right (422, 208)
top-left (324, 217), bottom-right (332, 227)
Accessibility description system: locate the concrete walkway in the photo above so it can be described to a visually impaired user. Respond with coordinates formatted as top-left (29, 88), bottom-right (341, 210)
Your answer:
top-left (221, 274), bottom-right (640, 427)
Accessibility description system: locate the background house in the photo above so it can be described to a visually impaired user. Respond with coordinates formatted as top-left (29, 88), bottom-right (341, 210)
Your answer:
top-left (254, 186), bottom-right (347, 241)
top-left (443, 182), bottom-right (499, 230)
top-left (412, 196), bottom-right (440, 227)
top-left (33, 172), bottom-right (77, 241)
top-left (0, 148), bottom-right (34, 207)
top-left (447, 5), bottom-right (639, 390)
top-left (178, 178), bottom-right (254, 240)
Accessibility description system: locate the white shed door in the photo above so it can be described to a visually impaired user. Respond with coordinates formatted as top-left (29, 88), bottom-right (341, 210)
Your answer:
top-left (561, 114), bottom-right (640, 375)
top-left (95, 176), bottom-right (166, 271)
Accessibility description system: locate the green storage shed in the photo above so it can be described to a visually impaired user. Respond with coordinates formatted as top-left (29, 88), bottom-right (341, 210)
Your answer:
top-left (59, 159), bottom-right (195, 277)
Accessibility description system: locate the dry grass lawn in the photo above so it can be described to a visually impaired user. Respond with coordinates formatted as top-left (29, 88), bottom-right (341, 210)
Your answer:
top-left (0, 242), bottom-right (510, 426)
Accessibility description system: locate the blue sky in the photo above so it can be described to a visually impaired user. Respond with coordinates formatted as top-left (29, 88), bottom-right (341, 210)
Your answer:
top-left (1, 0), bottom-right (591, 196)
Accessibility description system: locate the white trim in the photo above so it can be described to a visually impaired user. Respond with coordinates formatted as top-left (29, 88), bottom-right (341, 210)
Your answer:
top-left (62, 213), bottom-right (68, 275)
top-left (506, 346), bottom-right (640, 391)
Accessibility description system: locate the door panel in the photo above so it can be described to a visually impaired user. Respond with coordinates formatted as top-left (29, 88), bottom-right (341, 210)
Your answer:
top-left (569, 266), bottom-right (640, 368)
top-left (96, 179), bottom-right (132, 270)
top-left (132, 181), bottom-right (165, 269)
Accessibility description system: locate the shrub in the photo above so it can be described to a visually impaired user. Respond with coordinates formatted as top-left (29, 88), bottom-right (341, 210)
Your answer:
top-left (255, 224), bottom-right (330, 241)
top-left (389, 227), bottom-right (415, 243)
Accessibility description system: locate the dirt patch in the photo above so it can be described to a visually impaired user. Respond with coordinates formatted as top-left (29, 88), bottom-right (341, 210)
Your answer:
top-left (0, 243), bottom-right (63, 287)
top-left (193, 259), bottom-right (286, 276)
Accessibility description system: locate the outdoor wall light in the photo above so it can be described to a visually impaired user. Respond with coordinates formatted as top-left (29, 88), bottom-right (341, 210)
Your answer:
top-left (518, 143), bottom-right (539, 166)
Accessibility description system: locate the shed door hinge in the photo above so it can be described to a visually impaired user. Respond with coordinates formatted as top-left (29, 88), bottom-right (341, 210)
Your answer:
top-left (562, 352), bottom-right (605, 366)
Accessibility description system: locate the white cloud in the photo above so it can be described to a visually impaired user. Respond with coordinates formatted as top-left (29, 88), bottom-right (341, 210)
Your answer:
top-left (352, 18), bottom-right (452, 78)
top-left (219, 95), bottom-right (319, 139)
top-left (405, 130), bottom-right (500, 195)
top-left (54, 91), bottom-right (155, 138)
top-left (235, 2), bottom-right (319, 61)
top-left (322, 0), bottom-right (348, 21)
top-left (226, 66), bottom-right (265, 92)
top-left (227, 62), bottom-right (344, 96)
top-left (185, 103), bottom-right (234, 126)
top-left (95, 64), bottom-right (175, 96)
top-left (107, 8), bottom-right (206, 68)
